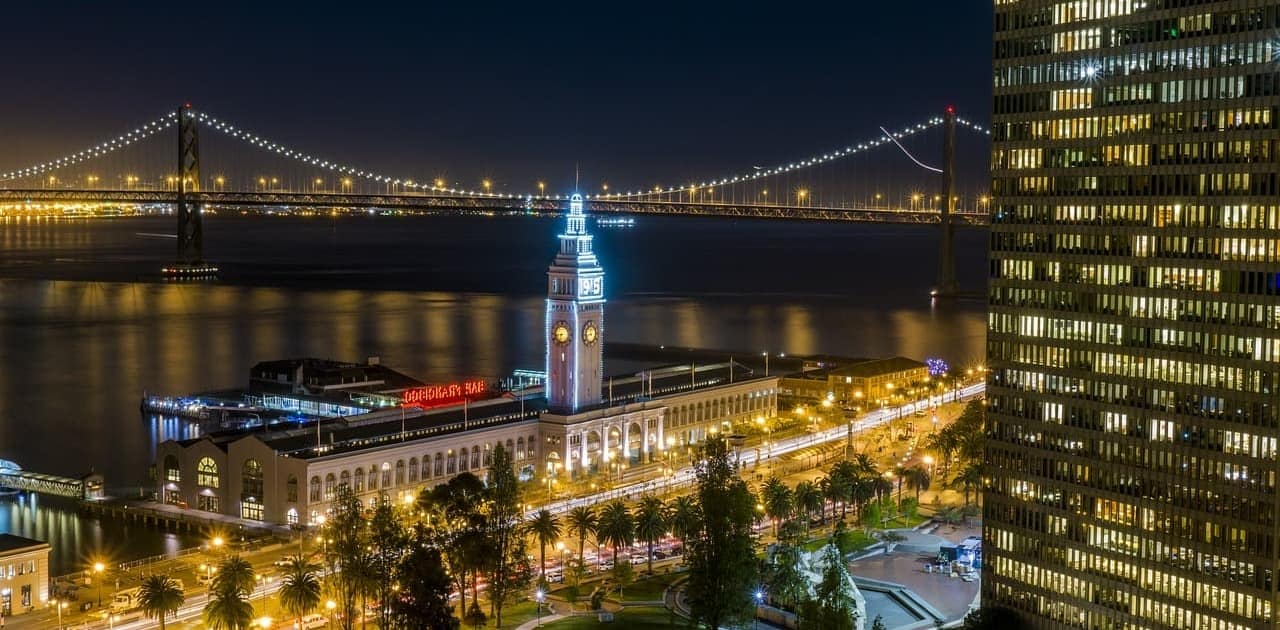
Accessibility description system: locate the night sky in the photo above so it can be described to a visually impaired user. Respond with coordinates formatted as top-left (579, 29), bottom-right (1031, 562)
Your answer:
top-left (1, 3), bottom-right (993, 193)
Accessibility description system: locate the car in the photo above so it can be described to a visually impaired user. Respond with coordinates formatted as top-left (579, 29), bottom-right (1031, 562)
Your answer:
top-left (961, 574), bottom-right (977, 583)
top-left (196, 572), bottom-right (216, 586)
top-left (294, 613), bottom-right (328, 629)
top-left (599, 560), bottom-right (615, 571)
top-left (273, 556), bottom-right (297, 568)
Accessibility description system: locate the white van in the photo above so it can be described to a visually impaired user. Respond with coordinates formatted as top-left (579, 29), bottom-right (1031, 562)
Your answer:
top-left (294, 613), bottom-right (328, 629)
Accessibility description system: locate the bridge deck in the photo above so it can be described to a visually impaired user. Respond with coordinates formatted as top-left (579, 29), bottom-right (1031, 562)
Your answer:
top-left (0, 189), bottom-right (989, 225)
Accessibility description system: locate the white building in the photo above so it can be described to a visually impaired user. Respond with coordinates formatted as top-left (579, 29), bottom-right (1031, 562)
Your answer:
top-left (155, 194), bottom-right (777, 526)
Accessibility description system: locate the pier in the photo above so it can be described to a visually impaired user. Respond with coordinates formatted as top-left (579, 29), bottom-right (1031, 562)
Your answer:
top-left (0, 459), bottom-right (103, 499)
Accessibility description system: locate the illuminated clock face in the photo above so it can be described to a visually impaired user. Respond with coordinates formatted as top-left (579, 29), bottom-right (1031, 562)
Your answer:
top-left (583, 322), bottom-right (598, 345)
top-left (553, 322), bottom-right (571, 345)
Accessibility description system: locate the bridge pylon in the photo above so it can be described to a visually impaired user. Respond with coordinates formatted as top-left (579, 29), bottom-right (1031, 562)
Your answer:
top-left (165, 103), bottom-right (217, 278)
top-left (932, 106), bottom-right (960, 298)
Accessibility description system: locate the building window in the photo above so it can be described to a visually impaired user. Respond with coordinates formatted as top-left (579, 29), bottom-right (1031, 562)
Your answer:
top-left (20, 584), bottom-right (30, 608)
top-left (310, 476), bottom-right (321, 502)
top-left (472, 446), bottom-right (482, 469)
top-left (242, 459), bottom-right (264, 500)
top-left (286, 508), bottom-right (298, 525)
top-left (197, 457), bottom-right (219, 488)
top-left (408, 458), bottom-right (418, 483)
top-left (354, 468), bottom-right (365, 493)
top-left (382, 465), bottom-right (391, 488)
top-left (198, 495), bottom-right (219, 512)
top-left (339, 470), bottom-right (350, 489)
top-left (324, 474), bottom-right (336, 500)
top-left (241, 499), bottom-right (263, 521)
top-left (368, 466), bottom-right (378, 490)
top-left (286, 475), bottom-right (298, 502)
top-left (164, 455), bottom-right (180, 483)
top-left (395, 460), bottom-right (405, 486)
top-left (435, 453), bottom-right (444, 477)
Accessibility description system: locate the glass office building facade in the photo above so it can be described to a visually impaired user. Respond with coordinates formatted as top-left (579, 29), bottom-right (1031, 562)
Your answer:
top-left (987, 1), bottom-right (1280, 628)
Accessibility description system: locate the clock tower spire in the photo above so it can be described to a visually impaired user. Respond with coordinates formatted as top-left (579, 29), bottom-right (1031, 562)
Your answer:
top-left (546, 193), bottom-right (605, 412)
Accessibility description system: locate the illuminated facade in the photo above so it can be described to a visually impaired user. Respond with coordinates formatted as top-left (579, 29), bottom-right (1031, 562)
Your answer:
top-left (546, 193), bottom-right (605, 412)
top-left (987, 2), bottom-right (1280, 629)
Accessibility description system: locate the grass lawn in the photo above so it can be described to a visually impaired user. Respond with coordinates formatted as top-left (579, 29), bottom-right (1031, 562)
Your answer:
top-left (615, 572), bottom-right (682, 602)
top-left (466, 598), bottom-right (542, 629)
top-left (801, 529), bottom-right (876, 554)
top-left (545, 606), bottom-right (682, 629)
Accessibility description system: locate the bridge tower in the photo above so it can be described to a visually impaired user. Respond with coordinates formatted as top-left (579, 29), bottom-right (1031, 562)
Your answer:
top-left (166, 103), bottom-right (216, 277)
top-left (933, 106), bottom-right (959, 298)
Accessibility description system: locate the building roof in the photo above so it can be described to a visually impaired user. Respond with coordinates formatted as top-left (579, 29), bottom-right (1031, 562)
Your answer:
top-left (0, 533), bottom-right (49, 554)
top-left (829, 356), bottom-right (927, 379)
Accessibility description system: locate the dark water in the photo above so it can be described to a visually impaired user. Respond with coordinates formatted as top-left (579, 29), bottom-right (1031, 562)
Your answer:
top-left (0, 213), bottom-right (986, 573)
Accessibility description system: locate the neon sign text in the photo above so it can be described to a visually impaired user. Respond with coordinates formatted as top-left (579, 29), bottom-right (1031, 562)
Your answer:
top-left (403, 380), bottom-right (488, 408)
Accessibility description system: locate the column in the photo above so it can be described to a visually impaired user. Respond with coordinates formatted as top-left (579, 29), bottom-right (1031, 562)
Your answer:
top-left (622, 422), bottom-right (631, 464)
top-left (579, 429), bottom-right (588, 475)
top-left (642, 416), bottom-right (651, 463)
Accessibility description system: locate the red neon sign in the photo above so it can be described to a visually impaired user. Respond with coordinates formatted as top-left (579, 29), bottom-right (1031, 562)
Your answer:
top-left (403, 380), bottom-right (488, 408)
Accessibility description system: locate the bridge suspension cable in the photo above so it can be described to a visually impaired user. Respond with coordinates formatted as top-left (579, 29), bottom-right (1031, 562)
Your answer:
top-left (0, 111), bottom-right (177, 182)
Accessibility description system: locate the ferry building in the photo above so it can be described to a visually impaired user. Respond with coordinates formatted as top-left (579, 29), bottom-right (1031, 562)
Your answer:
top-left (154, 194), bottom-right (778, 526)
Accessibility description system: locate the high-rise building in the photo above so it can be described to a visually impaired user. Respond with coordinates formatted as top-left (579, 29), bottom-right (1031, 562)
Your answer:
top-left (546, 193), bottom-right (605, 412)
top-left (986, 3), bottom-right (1280, 628)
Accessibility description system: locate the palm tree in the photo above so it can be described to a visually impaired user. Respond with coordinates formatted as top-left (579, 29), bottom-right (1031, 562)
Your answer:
top-left (904, 465), bottom-right (931, 503)
top-left (279, 556), bottom-right (322, 627)
top-left (566, 505), bottom-right (597, 575)
top-left (204, 581), bottom-right (253, 630)
top-left (793, 481), bottom-right (823, 533)
top-left (597, 501), bottom-right (635, 568)
top-left (953, 462), bottom-right (982, 506)
top-left (633, 496), bottom-right (667, 574)
top-left (761, 476), bottom-right (793, 535)
top-left (666, 495), bottom-right (700, 561)
top-left (212, 555), bottom-right (255, 597)
top-left (138, 574), bottom-right (184, 630)
top-left (526, 508), bottom-right (561, 580)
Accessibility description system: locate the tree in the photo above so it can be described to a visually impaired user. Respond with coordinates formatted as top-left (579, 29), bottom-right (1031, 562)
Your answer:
top-left (903, 465), bottom-right (932, 503)
top-left (828, 460), bottom-right (859, 518)
top-left (872, 615), bottom-right (888, 630)
top-left (963, 606), bottom-right (1029, 630)
top-left (138, 575), bottom-right (184, 630)
top-left (425, 471), bottom-right (488, 521)
top-left (633, 496), bottom-right (667, 574)
top-left (566, 505), bottom-right (597, 573)
top-left (684, 436), bottom-right (759, 630)
top-left (390, 526), bottom-right (459, 630)
top-left (797, 545), bottom-right (857, 630)
top-left (611, 558), bottom-right (635, 599)
top-left (326, 484), bottom-right (369, 630)
top-left (761, 476), bottom-right (793, 535)
top-left (464, 601), bottom-right (487, 630)
top-left (765, 541), bottom-right (808, 611)
top-left (793, 481), bottom-right (823, 533)
top-left (485, 443), bottom-right (533, 628)
top-left (203, 580), bottom-right (253, 630)
top-left (860, 501), bottom-right (882, 534)
top-left (278, 556), bottom-right (322, 627)
top-left (211, 555), bottom-right (255, 598)
top-left (953, 462), bottom-right (982, 507)
top-left (526, 508), bottom-right (562, 581)
top-left (597, 501), bottom-right (635, 568)
top-left (666, 495), bottom-right (700, 557)
top-left (369, 496), bottom-right (409, 630)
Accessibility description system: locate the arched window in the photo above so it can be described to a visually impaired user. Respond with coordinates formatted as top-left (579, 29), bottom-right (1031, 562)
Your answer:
top-left (340, 470), bottom-right (351, 489)
top-left (447, 452), bottom-right (456, 475)
top-left (286, 508), bottom-right (298, 525)
top-left (408, 458), bottom-right (418, 483)
top-left (381, 463), bottom-right (392, 488)
top-left (242, 459), bottom-right (263, 499)
top-left (434, 453), bottom-right (444, 477)
top-left (309, 476), bottom-right (321, 502)
top-left (286, 475), bottom-right (298, 502)
top-left (458, 449), bottom-right (468, 472)
top-left (197, 457), bottom-right (219, 488)
top-left (395, 460), bottom-right (405, 486)
top-left (164, 455), bottom-right (181, 482)
top-left (472, 446), bottom-right (481, 469)
top-left (368, 466), bottom-right (378, 490)
top-left (354, 468), bottom-right (365, 493)
top-left (505, 439), bottom-right (514, 460)
top-left (324, 473), bottom-right (336, 500)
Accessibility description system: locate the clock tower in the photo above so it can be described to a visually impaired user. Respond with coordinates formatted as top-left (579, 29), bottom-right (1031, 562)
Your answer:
top-left (546, 194), bottom-right (605, 412)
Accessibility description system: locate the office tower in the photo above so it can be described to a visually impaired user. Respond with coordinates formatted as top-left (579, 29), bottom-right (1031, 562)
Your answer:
top-left (987, 2), bottom-right (1280, 628)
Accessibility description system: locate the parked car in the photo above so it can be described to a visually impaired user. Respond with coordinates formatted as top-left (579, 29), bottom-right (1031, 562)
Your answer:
top-left (295, 613), bottom-right (328, 629)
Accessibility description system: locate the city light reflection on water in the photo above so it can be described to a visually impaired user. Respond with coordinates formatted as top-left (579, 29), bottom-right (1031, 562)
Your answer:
top-left (0, 214), bottom-right (986, 570)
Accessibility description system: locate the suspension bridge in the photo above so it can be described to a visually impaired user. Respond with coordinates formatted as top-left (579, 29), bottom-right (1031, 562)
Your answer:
top-left (0, 104), bottom-right (991, 294)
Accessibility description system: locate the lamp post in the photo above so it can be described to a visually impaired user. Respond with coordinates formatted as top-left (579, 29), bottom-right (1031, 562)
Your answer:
top-left (55, 599), bottom-right (67, 630)
top-left (753, 590), bottom-right (764, 629)
top-left (325, 600), bottom-right (336, 626)
top-left (93, 561), bottom-right (105, 607)
top-left (535, 588), bottom-right (545, 627)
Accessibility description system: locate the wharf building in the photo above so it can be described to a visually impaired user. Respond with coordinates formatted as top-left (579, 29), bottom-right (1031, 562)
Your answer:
top-left (154, 194), bottom-right (778, 526)
top-left (0, 534), bottom-right (50, 617)
top-left (987, 2), bottom-right (1280, 629)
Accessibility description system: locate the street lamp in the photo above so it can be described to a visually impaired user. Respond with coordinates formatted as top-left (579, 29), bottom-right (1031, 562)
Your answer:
top-left (55, 599), bottom-right (67, 629)
top-left (535, 588), bottom-right (545, 627)
top-left (93, 561), bottom-right (105, 607)
top-left (325, 600), bottom-right (336, 625)
top-left (754, 590), bottom-right (764, 629)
